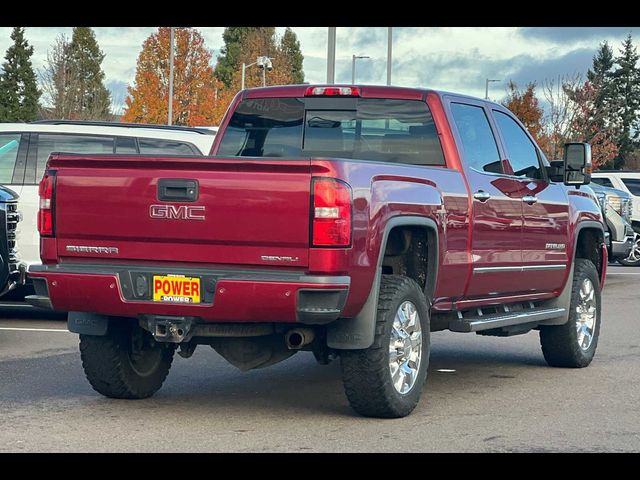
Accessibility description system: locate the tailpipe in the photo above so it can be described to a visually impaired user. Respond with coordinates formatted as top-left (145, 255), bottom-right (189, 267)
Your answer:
top-left (285, 328), bottom-right (315, 350)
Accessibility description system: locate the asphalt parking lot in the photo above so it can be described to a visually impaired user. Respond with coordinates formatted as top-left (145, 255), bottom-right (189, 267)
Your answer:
top-left (0, 265), bottom-right (639, 452)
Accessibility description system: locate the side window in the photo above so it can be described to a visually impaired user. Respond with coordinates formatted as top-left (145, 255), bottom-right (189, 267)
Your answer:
top-left (621, 178), bottom-right (640, 196)
top-left (591, 177), bottom-right (614, 188)
top-left (36, 134), bottom-right (115, 180)
top-left (138, 138), bottom-right (197, 156)
top-left (0, 134), bottom-right (21, 183)
top-left (493, 110), bottom-right (543, 179)
top-left (450, 103), bottom-right (502, 174)
top-left (115, 137), bottom-right (138, 154)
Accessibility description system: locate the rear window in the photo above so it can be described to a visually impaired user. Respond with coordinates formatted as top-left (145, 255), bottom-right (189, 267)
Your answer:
top-left (217, 97), bottom-right (445, 166)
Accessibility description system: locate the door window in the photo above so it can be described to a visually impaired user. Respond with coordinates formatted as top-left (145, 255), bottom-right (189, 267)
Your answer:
top-left (493, 110), bottom-right (544, 179)
top-left (621, 178), bottom-right (640, 196)
top-left (591, 177), bottom-right (614, 188)
top-left (450, 103), bottom-right (502, 174)
top-left (138, 138), bottom-right (198, 156)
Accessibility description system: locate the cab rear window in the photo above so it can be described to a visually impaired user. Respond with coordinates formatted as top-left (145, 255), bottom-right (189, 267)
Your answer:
top-left (217, 97), bottom-right (445, 166)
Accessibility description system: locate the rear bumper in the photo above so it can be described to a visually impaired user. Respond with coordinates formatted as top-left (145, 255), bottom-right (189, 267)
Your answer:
top-left (27, 264), bottom-right (350, 324)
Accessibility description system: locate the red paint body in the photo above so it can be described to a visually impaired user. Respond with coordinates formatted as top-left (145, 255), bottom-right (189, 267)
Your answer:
top-left (31, 86), bottom-right (606, 324)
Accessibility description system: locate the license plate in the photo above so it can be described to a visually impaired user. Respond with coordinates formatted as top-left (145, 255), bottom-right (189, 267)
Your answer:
top-left (153, 275), bottom-right (201, 304)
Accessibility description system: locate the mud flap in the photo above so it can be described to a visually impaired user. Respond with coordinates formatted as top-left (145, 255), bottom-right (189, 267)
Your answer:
top-left (327, 269), bottom-right (381, 349)
top-left (67, 312), bottom-right (109, 336)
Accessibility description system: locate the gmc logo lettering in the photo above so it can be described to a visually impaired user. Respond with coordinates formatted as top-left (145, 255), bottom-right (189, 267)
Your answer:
top-left (149, 205), bottom-right (206, 221)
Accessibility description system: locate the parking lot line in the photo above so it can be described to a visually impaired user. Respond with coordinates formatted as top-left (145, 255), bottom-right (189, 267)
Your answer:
top-left (0, 327), bottom-right (69, 333)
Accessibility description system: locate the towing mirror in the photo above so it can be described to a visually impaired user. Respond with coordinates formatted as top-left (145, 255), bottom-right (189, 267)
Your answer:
top-left (563, 142), bottom-right (592, 186)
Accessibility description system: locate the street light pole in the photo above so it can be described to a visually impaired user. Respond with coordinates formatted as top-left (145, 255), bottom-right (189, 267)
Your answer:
top-left (386, 27), bottom-right (393, 86)
top-left (485, 78), bottom-right (501, 100)
top-left (352, 55), bottom-right (370, 85)
top-left (241, 63), bottom-right (246, 90)
top-left (168, 27), bottom-right (175, 126)
top-left (327, 27), bottom-right (336, 83)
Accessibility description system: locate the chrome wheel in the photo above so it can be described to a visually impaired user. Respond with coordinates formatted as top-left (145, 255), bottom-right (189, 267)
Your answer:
top-left (389, 301), bottom-right (423, 394)
top-left (576, 278), bottom-right (597, 351)
top-left (626, 234), bottom-right (640, 263)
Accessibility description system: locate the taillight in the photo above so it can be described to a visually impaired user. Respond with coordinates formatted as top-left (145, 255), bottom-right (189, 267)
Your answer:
top-left (312, 178), bottom-right (352, 247)
top-left (305, 86), bottom-right (360, 97)
top-left (38, 172), bottom-right (55, 236)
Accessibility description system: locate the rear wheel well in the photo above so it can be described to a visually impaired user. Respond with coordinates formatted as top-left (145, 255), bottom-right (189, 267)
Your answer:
top-left (381, 226), bottom-right (436, 298)
top-left (575, 228), bottom-right (604, 279)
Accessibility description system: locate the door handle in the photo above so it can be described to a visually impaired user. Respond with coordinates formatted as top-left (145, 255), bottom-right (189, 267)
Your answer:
top-left (522, 195), bottom-right (538, 205)
top-left (473, 191), bottom-right (491, 202)
top-left (158, 179), bottom-right (199, 202)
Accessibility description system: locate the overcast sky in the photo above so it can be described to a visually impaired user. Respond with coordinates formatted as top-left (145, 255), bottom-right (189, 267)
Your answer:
top-left (1, 27), bottom-right (639, 115)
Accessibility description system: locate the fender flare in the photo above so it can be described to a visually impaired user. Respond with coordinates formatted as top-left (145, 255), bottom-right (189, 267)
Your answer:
top-left (327, 216), bottom-right (439, 349)
top-left (540, 220), bottom-right (605, 326)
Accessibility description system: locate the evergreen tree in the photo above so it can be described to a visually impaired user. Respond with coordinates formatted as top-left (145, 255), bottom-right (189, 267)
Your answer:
top-left (280, 28), bottom-right (304, 84)
top-left (214, 27), bottom-right (276, 88)
top-left (0, 27), bottom-right (41, 122)
top-left (612, 34), bottom-right (640, 168)
top-left (587, 41), bottom-right (616, 126)
top-left (67, 27), bottom-right (111, 120)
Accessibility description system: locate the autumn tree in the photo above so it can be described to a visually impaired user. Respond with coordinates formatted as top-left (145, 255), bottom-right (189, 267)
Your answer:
top-left (501, 80), bottom-right (545, 146)
top-left (124, 27), bottom-right (223, 126)
top-left (209, 28), bottom-right (306, 124)
top-left (215, 27), bottom-right (276, 88)
top-left (568, 81), bottom-right (618, 169)
top-left (0, 27), bottom-right (41, 122)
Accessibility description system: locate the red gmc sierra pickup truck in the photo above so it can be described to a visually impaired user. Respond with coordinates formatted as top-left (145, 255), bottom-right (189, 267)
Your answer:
top-left (28, 85), bottom-right (606, 418)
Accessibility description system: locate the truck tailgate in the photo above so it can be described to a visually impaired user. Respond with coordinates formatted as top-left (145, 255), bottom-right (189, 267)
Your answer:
top-left (51, 155), bottom-right (311, 267)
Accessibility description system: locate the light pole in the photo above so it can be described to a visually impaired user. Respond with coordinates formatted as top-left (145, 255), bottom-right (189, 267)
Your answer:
top-left (485, 78), bottom-right (500, 100)
top-left (352, 55), bottom-right (370, 85)
top-left (386, 27), bottom-right (393, 86)
top-left (168, 27), bottom-right (175, 126)
top-left (327, 27), bottom-right (336, 83)
top-left (241, 56), bottom-right (272, 90)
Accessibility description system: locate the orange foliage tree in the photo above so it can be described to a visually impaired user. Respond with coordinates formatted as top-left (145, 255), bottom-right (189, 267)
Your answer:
top-left (209, 29), bottom-right (305, 124)
top-left (123, 28), bottom-right (223, 126)
top-left (501, 80), bottom-right (549, 152)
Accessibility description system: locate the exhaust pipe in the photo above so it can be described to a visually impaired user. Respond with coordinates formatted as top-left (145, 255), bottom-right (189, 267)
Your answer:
top-left (285, 328), bottom-right (315, 350)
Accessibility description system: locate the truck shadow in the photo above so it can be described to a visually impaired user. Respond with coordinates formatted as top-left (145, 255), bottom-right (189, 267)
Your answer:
top-left (0, 339), bottom-right (552, 418)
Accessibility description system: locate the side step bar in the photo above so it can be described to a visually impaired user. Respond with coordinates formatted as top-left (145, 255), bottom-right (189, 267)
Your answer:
top-left (449, 307), bottom-right (566, 333)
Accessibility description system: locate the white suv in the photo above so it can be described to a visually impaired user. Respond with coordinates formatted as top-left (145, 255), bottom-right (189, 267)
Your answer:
top-left (0, 121), bottom-right (216, 269)
top-left (592, 171), bottom-right (640, 230)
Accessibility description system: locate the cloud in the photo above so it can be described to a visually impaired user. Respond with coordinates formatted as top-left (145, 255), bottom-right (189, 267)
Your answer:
top-left (519, 27), bottom-right (640, 43)
top-left (1, 27), bottom-right (638, 116)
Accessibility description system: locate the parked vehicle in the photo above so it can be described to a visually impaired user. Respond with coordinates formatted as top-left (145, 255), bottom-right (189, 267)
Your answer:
top-left (588, 183), bottom-right (635, 263)
top-left (27, 85), bottom-right (606, 418)
top-left (592, 171), bottom-right (640, 265)
top-left (0, 186), bottom-right (23, 297)
top-left (0, 121), bottom-right (216, 275)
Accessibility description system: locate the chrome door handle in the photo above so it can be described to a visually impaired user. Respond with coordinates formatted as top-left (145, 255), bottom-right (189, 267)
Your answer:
top-left (473, 191), bottom-right (491, 202)
top-left (522, 195), bottom-right (538, 205)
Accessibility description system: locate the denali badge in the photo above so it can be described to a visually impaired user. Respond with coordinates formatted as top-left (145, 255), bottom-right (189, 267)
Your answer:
top-left (66, 245), bottom-right (119, 254)
top-left (261, 255), bottom-right (300, 263)
top-left (149, 205), bottom-right (206, 221)
top-left (545, 243), bottom-right (566, 250)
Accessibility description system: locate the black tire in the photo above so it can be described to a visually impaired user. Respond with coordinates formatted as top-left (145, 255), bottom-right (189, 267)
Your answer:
top-left (340, 275), bottom-right (430, 418)
top-left (618, 233), bottom-right (640, 266)
top-left (539, 258), bottom-right (601, 368)
top-left (79, 320), bottom-right (175, 399)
